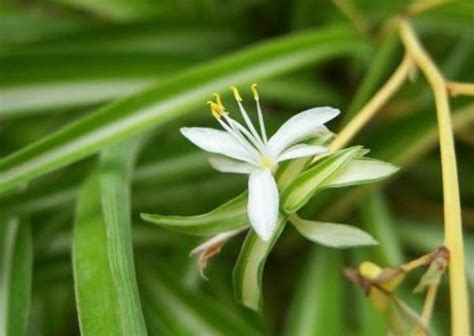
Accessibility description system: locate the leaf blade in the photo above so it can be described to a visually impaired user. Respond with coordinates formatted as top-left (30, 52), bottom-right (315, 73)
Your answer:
top-left (141, 192), bottom-right (249, 235)
top-left (324, 158), bottom-right (399, 189)
top-left (291, 216), bottom-right (377, 248)
top-left (232, 217), bottom-right (286, 311)
top-left (0, 217), bottom-right (33, 336)
top-left (0, 25), bottom-right (368, 193)
top-left (100, 139), bottom-right (147, 335)
top-left (73, 173), bottom-right (122, 335)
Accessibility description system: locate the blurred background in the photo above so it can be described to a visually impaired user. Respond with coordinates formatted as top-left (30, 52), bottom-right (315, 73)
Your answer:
top-left (0, 0), bottom-right (473, 335)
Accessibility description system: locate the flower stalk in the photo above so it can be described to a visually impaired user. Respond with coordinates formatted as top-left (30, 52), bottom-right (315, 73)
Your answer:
top-left (399, 19), bottom-right (470, 336)
top-left (328, 55), bottom-right (413, 153)
top-left (446, 81), bottom-right (474, 97)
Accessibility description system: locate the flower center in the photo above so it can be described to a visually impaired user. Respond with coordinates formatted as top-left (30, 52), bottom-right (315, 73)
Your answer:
top-left (261, 156), bottom-right (273, 169)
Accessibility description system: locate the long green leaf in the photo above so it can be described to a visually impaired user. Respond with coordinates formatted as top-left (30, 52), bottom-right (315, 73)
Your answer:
top-left (232, 217), bottom-right (286, 311)
top-left (291, 216), bottom-right (377, 248)
top-left (324, 158), bottom-right (399, 189)
top-left (73, 138), bottom-right (147, 335)
top-left (141, 192), bottom-right (249, 235)
top-left (99, 139), bottom-right (147, 335)
top-left (0, 25), bottom-right (368, 193)
top-left (73, 173), bottom-right (121, 335)
top-left (359, 191), bottom-right (403, 265)
top-left (342, 32), bottom-right (400, 124)
top-left (284, 248), bottom-right (344, 336)
top-left (0, 216), bottom-right (33, 336)
top-left (139, 261), bottom-right (262, 336)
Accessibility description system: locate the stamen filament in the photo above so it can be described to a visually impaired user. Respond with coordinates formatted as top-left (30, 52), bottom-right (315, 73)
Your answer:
top-left (225, 116), bottom-right (266, 153)
top-left (215, 116), bottom-right (261, 165)
top-left (252, 83), bottom-right (268, 142)
top-left (230, 86), bottom-right (265, 148)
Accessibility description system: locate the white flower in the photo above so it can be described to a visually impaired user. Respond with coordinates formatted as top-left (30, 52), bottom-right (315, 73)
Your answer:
top-left (180, 84), bottom-right (339, 241)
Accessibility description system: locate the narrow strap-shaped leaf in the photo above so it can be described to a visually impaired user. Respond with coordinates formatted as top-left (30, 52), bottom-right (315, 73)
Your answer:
top-left (100, 139), bottom-right (147, 335)
top-left (73, 174), bottom-right (121, 335)
top-left (342, 32), bottom-right (400, 124)
top-left (281, 146), bottom-right (366, 213)
top-left (141, 192), bottom-right (249, 235)
top-left (324, 158), bottom-right (399, 189)
top-left (0, 216), bottom-right (33, 336)
top-left (0, 25), bottom-right (368, 193)
top-left (283, 248), bottom-right (344, 335)
top-left (359, 191), bottom-right (403, 265)
top-left (232, 217), bottom-right (286, 311)
top-left (290, 215), bottom-right (377, 248)
top-left (139, 261), bottom-right (262, 336)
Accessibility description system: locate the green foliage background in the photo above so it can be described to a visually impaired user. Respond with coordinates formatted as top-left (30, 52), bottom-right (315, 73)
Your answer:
top-left (0, 0), bottom-right (473, 335)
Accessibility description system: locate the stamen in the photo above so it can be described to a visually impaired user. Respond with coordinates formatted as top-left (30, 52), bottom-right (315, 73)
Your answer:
top-left (230, 86), bottom-right (242, 101)
top-left (226, 116), bottom-right (266, 153)
top-left (251, 83), bottom-right (267, 142)
top-left (213, 93), bottom-right (225, 109)
top-left (215, 115), bottom-right (261, 165)
top-left (207, 101), bottom-right (223, 119)
top-left (229, 86), bottom-right (265, 148)
top-left (207, 100), bottom-right (227, 119)
top-left (251, 83), bottom-right (259, 101)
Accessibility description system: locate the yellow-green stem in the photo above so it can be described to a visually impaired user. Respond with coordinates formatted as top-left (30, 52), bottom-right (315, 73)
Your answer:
top-left (328, 55), bottom-right (412, 153)
top-left (447, 81), bottom-right (474, 97)
top-left (400, 20), bottom-right (470, 336)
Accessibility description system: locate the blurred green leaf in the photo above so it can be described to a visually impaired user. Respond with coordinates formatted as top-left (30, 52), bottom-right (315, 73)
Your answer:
top-left (73, 173), bottom-right (122, 335)
top-left (0, 24), bottom-right (368, 193)
top-left (139, 261), bottom-right (262, 335)
top-left (359, 191), bottom-right (403, 265)
top-left (73, 138), bottom-right (147, 335)
top-left (99, 139), bottom-right (147, 335)
top-left (342, 32), bottom-right (401, 124)
top-left (0, 216), bottom-right (33, 336)
top-left (284, 248), bottom-right (344, 335)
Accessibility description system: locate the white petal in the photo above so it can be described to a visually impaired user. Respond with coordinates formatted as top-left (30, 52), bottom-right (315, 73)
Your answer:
top-left (247, 169), bottom-right (279, 241)
top-left (208, 156), bottom-right (255, 174)
top-left (181, 127), bottom-right (256, 163)
top-left (190, 229), bottom-right (244, 256)
top-left (277, 144), bottom-right (328, 162)
top-left (268, 107), bottom-right (339, 155)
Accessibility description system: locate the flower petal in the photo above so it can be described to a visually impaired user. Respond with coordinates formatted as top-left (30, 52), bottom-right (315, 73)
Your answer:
top-left (181, 127), bottom-right (256, 163)
top-left (208, 156), bottom-right (255, 174)
top-left (247, 169), bottom-right (279, 241)
top-left (268, 107), bottom-right (339, 155)
top-left (277, 144), bottom-right (328, 162)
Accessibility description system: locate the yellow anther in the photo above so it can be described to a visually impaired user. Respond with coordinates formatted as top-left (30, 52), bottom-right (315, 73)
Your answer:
top-left (213, 93), bottom-right (224, 109)
top-left (207, 101), bottom-right (221, 119)
top-left (230, 86), bottom-right (242, 101)
top-left (251, 83), bottom-right (259, 101)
